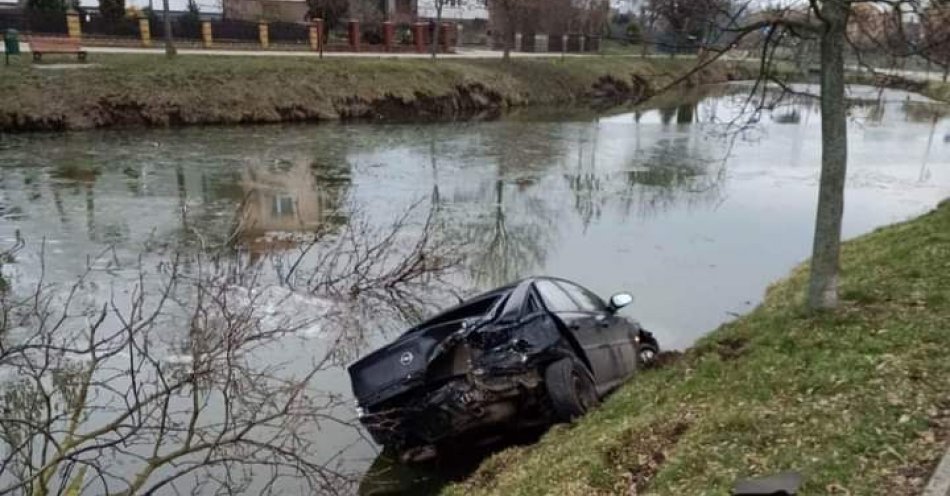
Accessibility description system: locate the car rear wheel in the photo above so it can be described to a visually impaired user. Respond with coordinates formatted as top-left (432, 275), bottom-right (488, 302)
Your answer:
top-left (544, 358), bottom-right (599, 422)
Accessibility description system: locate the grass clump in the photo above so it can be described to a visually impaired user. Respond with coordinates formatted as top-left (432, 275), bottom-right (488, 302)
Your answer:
top-left (447, 200), bottom-right (950, 496)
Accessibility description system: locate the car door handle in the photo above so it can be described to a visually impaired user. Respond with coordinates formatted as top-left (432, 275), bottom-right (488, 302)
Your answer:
top-left (595, 315), bottom-right (610, 328)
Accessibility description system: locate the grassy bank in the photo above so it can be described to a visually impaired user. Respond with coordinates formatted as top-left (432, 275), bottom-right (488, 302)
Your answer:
top-left (447, 201), bottom-right (950, 495)
top-left (924, 80), bottom-right (950, 103)
top-left (0, 55), bottom-right (752, 131)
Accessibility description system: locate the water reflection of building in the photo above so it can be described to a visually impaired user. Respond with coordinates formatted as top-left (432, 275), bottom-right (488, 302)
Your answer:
top-left (234, 160), bottom-right (347, 256)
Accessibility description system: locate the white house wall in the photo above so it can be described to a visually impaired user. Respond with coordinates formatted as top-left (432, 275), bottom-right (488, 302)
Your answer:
top-left (415, 0), bottom-right (488, 20)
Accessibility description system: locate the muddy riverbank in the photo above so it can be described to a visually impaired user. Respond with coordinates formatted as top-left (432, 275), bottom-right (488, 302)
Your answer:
top-left (0, 56), bottom-right (755, 132)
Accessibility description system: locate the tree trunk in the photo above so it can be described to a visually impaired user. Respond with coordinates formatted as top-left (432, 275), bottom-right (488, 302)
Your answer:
top-left (162, 0), bottom-right (176, 57)
top-left (807, 0), bottom-right (849, 310)
top-left (431, 7), bottom-right (441, 59)
top-left (502, 9), bottom-right (511, 61)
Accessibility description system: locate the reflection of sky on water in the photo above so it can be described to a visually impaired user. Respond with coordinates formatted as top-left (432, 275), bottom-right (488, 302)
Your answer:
top-left (1, 84), bottom-right (948, 345)
top-left (0, 84), bottom-right (948, 481)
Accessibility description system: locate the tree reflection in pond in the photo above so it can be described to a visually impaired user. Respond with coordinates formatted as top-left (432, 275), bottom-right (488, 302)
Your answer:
top-left (441, 123), bottom-right (567, 288)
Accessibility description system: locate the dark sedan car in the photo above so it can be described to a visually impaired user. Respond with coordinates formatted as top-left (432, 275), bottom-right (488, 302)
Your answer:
top-left (347, 277), bottom-right (659, 461)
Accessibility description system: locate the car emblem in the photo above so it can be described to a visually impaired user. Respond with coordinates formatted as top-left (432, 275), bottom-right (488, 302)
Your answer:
top-left (399, 352), bottom-right (414, 366)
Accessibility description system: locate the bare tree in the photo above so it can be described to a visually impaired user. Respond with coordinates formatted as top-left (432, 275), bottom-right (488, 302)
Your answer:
top-left (807, 0), bottom-right (849, 310)
top-left (646, 0), bottom-right (950, 310)
top-left (0, 252), bottom-right (353, 495)
top-left (428, 0), bottom-right (451, 59)
top-left (645, 0), bottom-right (732, 55)
top-left (161, 0), bottom-right (176, 57)
top-left (489, 0), bottom-right (539, 60)
top-left (307, 0), bottom-right (348, 29)
top-left (0, 198), bottom-right (467, 494)
top-left (922, 2), bottom-right (950, 81)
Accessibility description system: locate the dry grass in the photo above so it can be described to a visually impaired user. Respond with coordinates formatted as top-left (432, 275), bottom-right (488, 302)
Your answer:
top-left (0, 54), bottom-right (753, 131)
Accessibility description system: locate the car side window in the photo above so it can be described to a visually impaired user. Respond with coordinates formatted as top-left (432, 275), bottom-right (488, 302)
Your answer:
top-left (535, 280), bottom-right (580, 312)
top-left (556, 281), bottom-right (605, 313)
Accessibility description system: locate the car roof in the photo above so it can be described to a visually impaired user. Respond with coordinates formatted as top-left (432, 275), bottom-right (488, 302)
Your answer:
top-left (408, 276), bottom-right (590, 331)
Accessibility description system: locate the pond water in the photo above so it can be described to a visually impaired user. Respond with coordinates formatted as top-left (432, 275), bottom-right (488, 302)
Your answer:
top-left (0, 83), bottom-right (948, 491)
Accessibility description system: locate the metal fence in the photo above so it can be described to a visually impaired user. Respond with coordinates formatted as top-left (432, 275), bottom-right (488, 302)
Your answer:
top-left (269, 21), bottom-right (308, 43)
top-left (147, 16), bottom-right (202, 41)
top-left (0, 9), bottom-right (465, 50)
top-left (82, 14), bottom-right (138, 37)
top-left (0, 10), bottom-right (68, 35)
top-left (211, 18), bottom-right (258, 42)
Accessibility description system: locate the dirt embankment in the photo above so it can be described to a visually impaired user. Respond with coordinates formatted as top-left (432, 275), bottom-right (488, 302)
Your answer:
top-left (0, 56), bottom-right (753, 132)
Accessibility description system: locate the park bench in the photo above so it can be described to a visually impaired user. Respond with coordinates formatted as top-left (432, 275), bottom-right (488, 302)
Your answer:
top-left (29, 36), bottom-right (87, 62)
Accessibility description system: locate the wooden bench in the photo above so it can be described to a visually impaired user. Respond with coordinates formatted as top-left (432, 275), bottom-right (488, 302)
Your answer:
top-left (29, 37), bottom-right (87, 62)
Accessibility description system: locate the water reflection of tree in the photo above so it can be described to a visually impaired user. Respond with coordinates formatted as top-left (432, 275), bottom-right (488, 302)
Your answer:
top-left (48, 160), bottom-right (134, 245)
top-left (563, 101), bottom-right (727, 224)
top-left (902, 101), bottom-right (950, 123)
top-left (462, 178), bottom-right (552, 288)
top-left (772, 110), bottom-right (802, 124)
top-left (564, 122), bottom-right (606, 231)
top-left (618, 135), bottom-right (725, 219)
top-left (453, 124), bottom-right (565, 288)
top-left (918, 109), bottom-right (945, 183)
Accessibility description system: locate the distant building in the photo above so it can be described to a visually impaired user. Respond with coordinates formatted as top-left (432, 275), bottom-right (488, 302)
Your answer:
top-left (413, 0), bottom-right (488, 21)
top-left (388, 0), bottom-right (488, 44)
top-left (611, 0), bottom-right (644, 15)
top-left (217, 0), bottom-right (489, 35)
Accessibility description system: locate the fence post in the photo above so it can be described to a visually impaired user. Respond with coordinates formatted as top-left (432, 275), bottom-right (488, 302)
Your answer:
top-left (138, 17), bottom-right (151, 47)
top-left (382, 20), bottom-right (393, 52)
top-left (66, 9), bottom-right (81, 40)
top-left (258, 21), bottom-right (269, 49)
top-left (347, 19), bottom-right (360, 52)
top-left (309, 18), bottom-right (322, 51)
top-left (412, 22), bottom-right (425, 53)
top-left (201, 21), bottom-right (212, 48)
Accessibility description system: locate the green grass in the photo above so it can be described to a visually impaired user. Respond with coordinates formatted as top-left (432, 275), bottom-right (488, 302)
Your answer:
top-left (0, 54), bottom-right (752, 131)
top-left (924, 80), bottom-right (950, 103)
top-left (446, 200), bottom-right (950, 496)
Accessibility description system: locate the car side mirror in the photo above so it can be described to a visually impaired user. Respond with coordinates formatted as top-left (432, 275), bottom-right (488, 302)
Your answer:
top-left (607, 293), bottom-right (634, 313)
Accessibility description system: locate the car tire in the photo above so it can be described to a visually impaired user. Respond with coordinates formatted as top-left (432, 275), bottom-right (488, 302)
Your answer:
top-left (544, 358), bottom-right (599, 422)
top-left (638, 330), bottom-right (660, 368)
